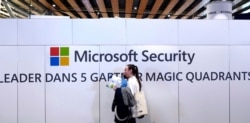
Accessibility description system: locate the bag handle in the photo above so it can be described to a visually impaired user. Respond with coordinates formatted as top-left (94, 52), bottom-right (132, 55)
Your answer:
top-left (115, 107), bottom-right (128, 121)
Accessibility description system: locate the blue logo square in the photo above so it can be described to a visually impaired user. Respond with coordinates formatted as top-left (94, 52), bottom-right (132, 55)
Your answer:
top-left (50, 57), bottom-right (59, 66)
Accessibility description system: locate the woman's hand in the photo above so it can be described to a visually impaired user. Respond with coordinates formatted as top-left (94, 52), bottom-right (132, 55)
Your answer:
top-left (113, 85), bottom-right (117, 91)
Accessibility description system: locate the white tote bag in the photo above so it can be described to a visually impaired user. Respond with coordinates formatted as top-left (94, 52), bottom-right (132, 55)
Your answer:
top-left (132, 91), bottom-right (148, 118)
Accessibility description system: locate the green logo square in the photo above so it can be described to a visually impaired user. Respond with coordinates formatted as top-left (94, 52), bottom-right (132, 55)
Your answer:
top-left (60, 47), bottom-right (69, 56)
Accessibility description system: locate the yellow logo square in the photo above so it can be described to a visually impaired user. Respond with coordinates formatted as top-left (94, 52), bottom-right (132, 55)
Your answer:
top-left (60, 57), bottom-right (69, 66)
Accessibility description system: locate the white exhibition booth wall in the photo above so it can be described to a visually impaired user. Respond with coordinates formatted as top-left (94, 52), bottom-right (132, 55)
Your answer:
top-left (0, 19), bottom-right (250, 123)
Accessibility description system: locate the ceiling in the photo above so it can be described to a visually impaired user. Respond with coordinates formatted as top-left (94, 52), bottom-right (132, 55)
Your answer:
top-left (0, 0), bottom-right (249, 19)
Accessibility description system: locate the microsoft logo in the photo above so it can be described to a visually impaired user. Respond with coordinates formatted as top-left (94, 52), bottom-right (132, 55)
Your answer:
top-left (50, 47), bottom-right (69, 66)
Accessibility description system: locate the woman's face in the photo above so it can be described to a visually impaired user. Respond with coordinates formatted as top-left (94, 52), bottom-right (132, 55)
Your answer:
top-left (124, 66), bottom-right (132, 78)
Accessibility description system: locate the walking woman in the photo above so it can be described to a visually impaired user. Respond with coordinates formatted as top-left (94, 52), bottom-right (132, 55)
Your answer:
top-left (112, 64), bottom-right (142, 123)
top-left (123, 64), bottom-right (142, 123)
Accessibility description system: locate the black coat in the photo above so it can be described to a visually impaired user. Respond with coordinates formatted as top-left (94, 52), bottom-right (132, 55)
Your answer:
top-left (112, 88), bottom-right (131, 122)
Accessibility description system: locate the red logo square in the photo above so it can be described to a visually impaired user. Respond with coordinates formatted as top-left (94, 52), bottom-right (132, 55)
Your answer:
top-left (50, 47), bottom-right (59, 56)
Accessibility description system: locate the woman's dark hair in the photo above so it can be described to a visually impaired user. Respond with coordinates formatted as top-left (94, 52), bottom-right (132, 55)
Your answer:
top-left (127, 64), bottom-right (142, 91)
